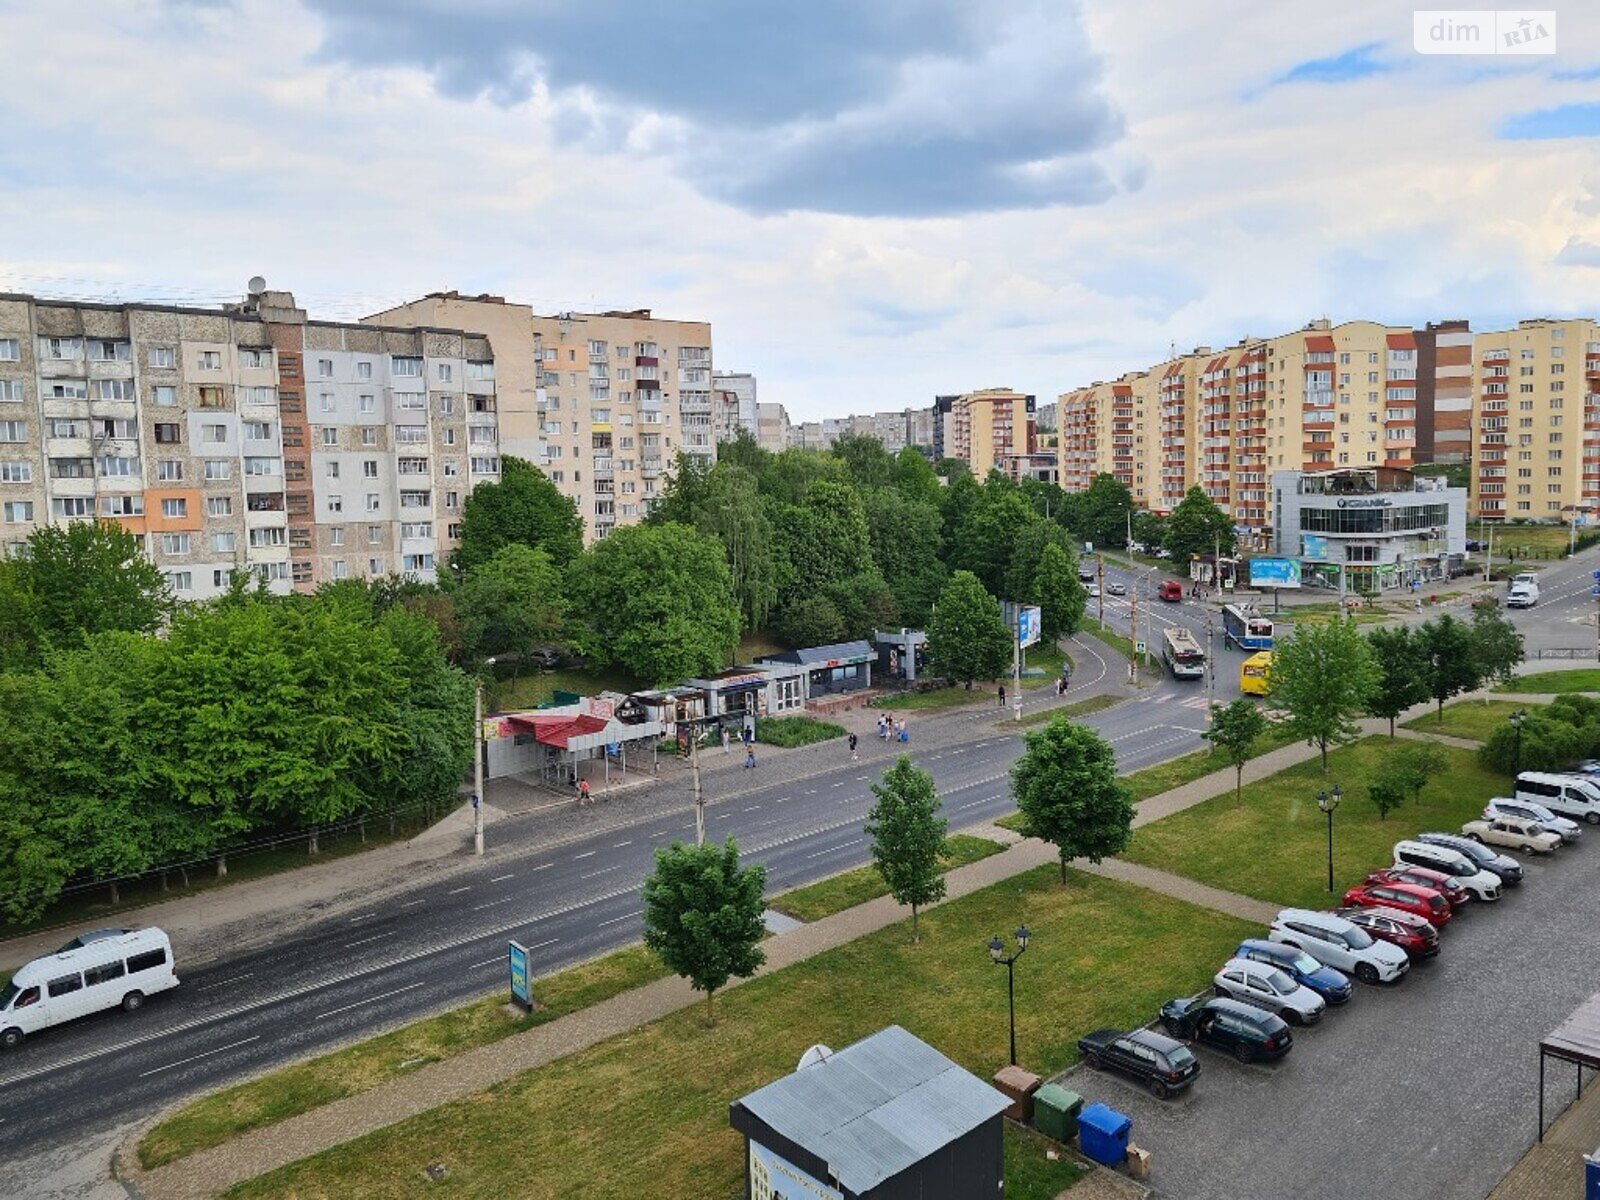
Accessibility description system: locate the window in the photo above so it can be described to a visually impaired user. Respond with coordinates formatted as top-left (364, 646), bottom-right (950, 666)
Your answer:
top-left (99, 456), bottom-right (140, 477)
top-left (359, 393), bottom-right (375, 414)
top-left (101, 495), bottom-right (144, 517)
top-left (91, 340), bottom-right (130, 362)
top-left (0, 380), bottom-right (21, 402)
top-left (395, 425), bottom-right (427, 443)
top-left (333, 559), bottom-right (348, 579)
top-left (438, 394), bottom-right (455, 415)
top-left (204, 459), bottom-right (232, 480)
top-left (150, 346), bottom-right (175, 368)
top-left (321, 427), bottom-right (338, 446)
top-left (0, 421), bottom-right (23, 443)
top-left (2, 501), bottom-right (33, 523)
top-left (248, 527), bottom-right (286, 547)
top-left (403, 553), bottom-right (436, 572)
top-left (197, 385), bottom-right (227, 408)
top-left (471, 456), bottom-right (500, 474)
top-left (243, 457), bottom-right (280, 476)
top-left (437, 362), bottom-right (453, 382)
top-left (320, 392), bottom-right (335, 413)
top-left (161, 498), bottom-right (188, 519)
top-left (442, 428), bottom-right (456, 445)
top-left (206, 496), bottom-right (232, 517)
top-left (127, 948), bottom-right (167, 973)
top-left (50, 418), bottom-right (87, 438)
top-left (363, 460), bottom-right (379, 478)
top-left (361, 427), bottom-right (377, 446)
top-left (96, 378), bottom-right (135, 401)
top-left (326, 461), bottom-right (340, 479)
top-left (365, 492), bottom-right (381, 511)
top-left (161, 533), bottom-right (191, 555)
top-left (46, 380), bottom-right (87, 399)
top-left (39, 336), bottom-right (82, 360)
top-left (52, 497), bottom-right (93, 519)
top-left (239, 348), bottom-right (271, 368)
top-left (445, 490), bottom-right (459, 509)
top-left (0, 338), bottom-right (17, 361)
top-left (83, 961), bottom-right (125, 987)
top-left (401, 521), bottom-right (434, 539)
top-left (245, 420), bottom-right (273, 440)
top-left (202, 423), bottom-right (227, 444)
top-left (317, 358), bottom-right (334, 377)
top-left (369, 557), bottom-right (384, 574)
top-left (397, 457), bottom-right (428, 475)
top-left (47, 973), bottom-right (83, 998)
top-left (327, 494), bottom-right (343, 513)
top-left (152, 385), bottom-right (176, 407)
top-left (391, 356), bottom-right (422, 377)
top-left (156, 459), bottom-right (183, 481)
top-left (0, 461), bottom-right (30, 483)
top-left (212, 531), bottom-right (236, 553)
top-left (357, 360), bottom-right (373, 380)
top-left (154, 423), bottom-right (181, 444)
top-left (254, 561), bottom-right (289, 583)
top-left (198, 350), bottom-right (222, 370)
top-left (329, 527), bottom-right (344, 547)
top-left (467, 361), bottom-right (494, 380)
top-left (367, 524), bottom-right (384, 544)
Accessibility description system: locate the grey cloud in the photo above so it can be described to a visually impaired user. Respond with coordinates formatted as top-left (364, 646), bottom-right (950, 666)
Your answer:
top-left (1556, 235), bottom-right (1600, 267)
top-left (301, 0), bottom-right (1126, 217)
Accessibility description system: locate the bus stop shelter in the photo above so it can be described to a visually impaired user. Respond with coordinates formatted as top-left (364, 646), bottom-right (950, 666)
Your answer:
top-left (1539, 990), bottom-right (1600, 1141)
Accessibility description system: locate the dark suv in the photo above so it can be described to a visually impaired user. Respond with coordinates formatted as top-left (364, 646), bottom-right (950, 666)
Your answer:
top-left (1159, 995), bottom-right (1293, 1063)
top-left (1417, 832), bottom-right (1523, 885)
top-left (1234, 939), bottom-right (1352, 1005)
top-left (1077, 1027), bottom-right (1200, 1098)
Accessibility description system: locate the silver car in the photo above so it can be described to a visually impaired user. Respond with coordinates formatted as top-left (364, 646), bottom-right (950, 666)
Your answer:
top-left (1214, 957), bottom-right (1327, 1025)
top-left (1485, 797), bottom-right (1581, 844)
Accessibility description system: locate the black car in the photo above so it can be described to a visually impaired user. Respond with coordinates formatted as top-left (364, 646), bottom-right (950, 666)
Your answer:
top-left (527, 647), bottom-right (566, 669)
top-left (1076, 1027), bottom-right (1200, 1098)
top-left (1417, 832), bottom-right (1524, 885)
top-left (1158, 995), bottom-right (1293, 1063)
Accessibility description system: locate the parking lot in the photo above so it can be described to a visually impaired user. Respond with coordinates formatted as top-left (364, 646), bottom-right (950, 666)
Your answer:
top-left (1061, 834), bottom-right (1600, 1200)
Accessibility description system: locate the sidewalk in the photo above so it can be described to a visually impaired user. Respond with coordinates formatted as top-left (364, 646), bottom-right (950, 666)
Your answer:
top-left (1488, 1071), bottom-right (1600, 1199)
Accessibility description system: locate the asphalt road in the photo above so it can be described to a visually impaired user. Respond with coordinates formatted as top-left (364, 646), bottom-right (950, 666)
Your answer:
top-left (0, 628), bottom-right (1217, 1169)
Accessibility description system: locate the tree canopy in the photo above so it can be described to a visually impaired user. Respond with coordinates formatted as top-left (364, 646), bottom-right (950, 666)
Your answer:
top-left (1268, 617), bottom-right (1381, 771)
top-left (925, 571), bottom-right (1012, 688)
top-left (1011, 718), bottom-right (1133, 882)
top-left (451, 455), bottom-right (584, 573)
top-left (1163, 486), bottom-right (1235, 564)
top-left (1365, 625), bottom-right (1430, 736)
top-left (865, 756), bottom-right (948, 943)
top-left (641, 837), bottom-right (767, 1024)
top-left (453, 544), bottom-right (568, 670)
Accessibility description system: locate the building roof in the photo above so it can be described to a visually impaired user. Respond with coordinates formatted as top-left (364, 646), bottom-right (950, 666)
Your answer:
top-left (1543, 992), bottom-right (1600, 1071)
top-left (735, 1025), bottom-right (1009, 1194)
top-left (763, 640), bottom-right (873, 666)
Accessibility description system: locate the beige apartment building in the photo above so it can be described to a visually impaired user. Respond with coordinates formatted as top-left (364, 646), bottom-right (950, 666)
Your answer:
top-left (0, 285), bottom-right (496, 598)
top-left (1468, 318), bottom-right (1600, 523)
top-left (373, 293), bottom-right (714, 542)
top-left (949, 388), bottom-right (1031, 479)
top-left (1059, 319), bottom-right (1423, 533)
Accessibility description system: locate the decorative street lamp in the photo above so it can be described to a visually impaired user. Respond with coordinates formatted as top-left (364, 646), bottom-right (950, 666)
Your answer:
top-left (1317, 786), bottom-right (1343, 893)
top-left (1510, 709), bottom-right (1527, 779)
top-left (988, 924), bottom-right (1032, 1067)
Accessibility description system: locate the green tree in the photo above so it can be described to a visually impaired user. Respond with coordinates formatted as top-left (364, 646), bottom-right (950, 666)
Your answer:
top-left (1011, 717), bottom-right (1133, 883)
top-left (1478, 711), bottom-right (1590, 774)
top-left (1075, 474), bottom-right (1133, 549)
top-left (1001, 519), bottom-right (1076, 607)
top-left (452, 456), bottom-right (583, 573)
top-left (951, 486), bottom-right (1037, 596)
top-left (568, 523), bottom-right (742, 685)
top-left (863, 489), bottom-right (947, 626)
top-left (1417, 614), bottom-right (1482, 724)
top-left (1163, 486), bottom-right (1236, 564)
top-left (775, 594), bottom-right (847, 648)
top-left (832, 432), bottom-right (896, 490)
top-left (894, 446), bottom-right (944, 510)
top-left (1131, 510), bottom-right (1168, 552)
top-left (777, 479), bottom-right (875, 594)
top-left (926, 571), bottom-right (1011, 689)
top-left (693, 464), bottom-right (780, 630)
top-left (758, 448), bottom-right (849, 507)
top-left (1203, 699), bottom-right (1271, 802)
top-left (715, 429), bottom-right (772, 476)
top-left (2, 519), bottom-right (172, 666)
top-left (641, 837), bottom-right (767, 1024)
top-left (864, 756), bottom-right (949, 943)
top-left (453, 544), bottom-right (567, 671)
top-left (825, 574), bottom-right (900, 641)
top-left (1469, 606), bottom-right (1525, 696)
top-left (1388, 741), bottom-right (1447, 804)
top-left (1367, 778), bottom-right (1406, 821)
top-left (1365, 625), bottom-right (1429, 736)
top-left (1032, 541), bottom-right (1086, 641)
top-left (1268, 617), bottom-right (1380, 772)
top-left (644, 450), bottom-right (711, 527)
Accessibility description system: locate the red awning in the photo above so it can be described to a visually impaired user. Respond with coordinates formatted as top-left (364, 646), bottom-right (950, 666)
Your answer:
top-left (505, 713), bottom-right (609, 749)
top-left (1386, 332), bottom-right (1416, 350)
top-left (1305, 335), bottom-right (1336, 352)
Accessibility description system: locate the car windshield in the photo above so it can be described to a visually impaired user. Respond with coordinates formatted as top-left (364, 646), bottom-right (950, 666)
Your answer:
top-left (1288, 950), bottom-right (1321, 975)
top-left (1344, 925), bottom-right (1375, 949)
top-left (1164, 1045), bottom-right (1197, 1070)
top-left (1261, 968), bottom-right (1296, 995)
top-left (0, 981), bottom-right (17, 1010)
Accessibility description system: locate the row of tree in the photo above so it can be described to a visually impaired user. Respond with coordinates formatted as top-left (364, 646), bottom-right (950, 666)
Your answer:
top-left (0, 523), bottom-right (475, 921)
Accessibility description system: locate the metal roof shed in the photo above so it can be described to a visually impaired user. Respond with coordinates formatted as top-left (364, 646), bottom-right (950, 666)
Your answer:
top-left (729, 1025), bottom-right (1009, 1200)
top-left (1539, 991), bottom-right (1600, 1141)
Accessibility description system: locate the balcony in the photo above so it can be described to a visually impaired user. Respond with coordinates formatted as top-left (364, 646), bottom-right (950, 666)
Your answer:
top-left (634, 355), bottom-right (659, 368)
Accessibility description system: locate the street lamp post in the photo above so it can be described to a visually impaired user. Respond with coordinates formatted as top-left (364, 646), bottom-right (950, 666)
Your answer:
top-left (472, 680), bottom-right (485, 856)
top-left (987, 924), bottom-right (1032, 1067)
top-left (1510, 708), bottom-right (1527, 779)
top-left (1317, 786), bottom-right (1342, 893)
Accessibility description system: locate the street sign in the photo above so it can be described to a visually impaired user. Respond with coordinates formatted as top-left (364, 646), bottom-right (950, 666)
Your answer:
top-left (1135, 640), bottom-right (1147, 654)
top-left (508, 939), bottom-right (533, 1011)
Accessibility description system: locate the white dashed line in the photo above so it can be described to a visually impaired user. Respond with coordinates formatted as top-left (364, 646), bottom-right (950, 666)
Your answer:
top-left (447, 886), bottom-right (470, 895)
top-left (139, 1036), bottom-right (261, 1078)
top-left (472, 896), bottom-right (519, 912)
top-left (346, 932), bottom-right (396, 948)
top-left (402, 898), bottom-right (427, 908)
top-left (490, 873), bottom-right (514, 883)
top-left (348, 912), bottom-right (377, 923)
top-left (611, 840), bottom-right (632, 848)
top-left (196, 973), bottom-right (254, 993)
top-left (530, 862), bottom-right (553, 871)
top-left (582, 864), bottom-right (624, 879)
top-left (314, 981), bottom-right (425, 1021)
top-left (573, 850), bottom-right (597, 860)
top-left (598, 910), bottom-right (641, 928)
top-left (742, 805), bottom-right (761, 812)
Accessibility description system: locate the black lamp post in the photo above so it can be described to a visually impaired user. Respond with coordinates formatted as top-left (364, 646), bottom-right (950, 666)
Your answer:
top-left (1317, 786), bottom-right (1343, 893)
top-left (988, 924), bottom-right (1032, 1067)
top-left (1510, 709), bottom-right (1527, 778)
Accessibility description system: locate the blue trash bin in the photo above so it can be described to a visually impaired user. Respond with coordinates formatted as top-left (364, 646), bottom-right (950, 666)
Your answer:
top-left (1077, 1102), bottom-right (1132, 1167)
top-left (1585, 1145), bottom-right (1600, 1200)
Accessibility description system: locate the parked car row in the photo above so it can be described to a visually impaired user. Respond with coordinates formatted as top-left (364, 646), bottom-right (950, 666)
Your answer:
top-left (1077, 796), bottom-right (1584, 1099)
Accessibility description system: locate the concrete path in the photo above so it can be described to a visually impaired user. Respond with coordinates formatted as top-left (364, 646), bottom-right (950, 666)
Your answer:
top-left (1393, 726), bottom-right (1483, 752)
top-left (1075, 859), bottom-right (1280, 925)
top-left (1488, 1068), bottom-right (1600, 1200)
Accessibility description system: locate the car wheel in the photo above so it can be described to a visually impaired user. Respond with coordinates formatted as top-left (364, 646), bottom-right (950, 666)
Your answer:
top-left (0, 1027), bottom-right (21, 1049)
top-left (1587, 812), bottom-right (1600, 826)
top-left (121, 991), bottom-right (144, 1013)
top-left (1468, 832), bottom-right (1484, 842)
top-left (1150, 1079), bottom-right (1169, 1100)
top-left (1519, 844), bottom-right (1533, 854)
top-left (1233, 1043), bottom-right (1253, 1063)
top-left (1354, 962), bottom-right (1379, 985)
top-left (1084, 1051), bottom-right (1103, 1070)
top-left (1283, 1009), bottom-right (1302, 1026)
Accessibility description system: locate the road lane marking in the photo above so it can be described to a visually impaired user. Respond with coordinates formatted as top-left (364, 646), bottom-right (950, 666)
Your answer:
top-left (348, 912), bottom-right (377, 923)
top-left (530, 862), bottom-right (553, 871)
top-left (315, 981), bottom-right (425, 1021)
top-left (447, 886), bottom-right (470, 895)
top-left (573, 850), bottom-right (597, 859)
top-left (611, 840), bottom-right (632, 848)
top-left (195, 973), bottom-right (254, 993)
top-left (471, 937), bottom-right (559, 968)
top-left (581, 863), bottom-right (624, 879)
top-left (346, 932), bottom-right (395, 948)
top-left (473, 896), bottom-right (519, 911)
top-left (741, 805), bottom-right (761, 812)
top-left (138, 1036), bottom-right (261, 1078)
top-left (402, 899), bottom-right (427, 908)
top-left (597, 910), bottom-right (641, 928)
top-left (490, 874), bottom-right (514, 883)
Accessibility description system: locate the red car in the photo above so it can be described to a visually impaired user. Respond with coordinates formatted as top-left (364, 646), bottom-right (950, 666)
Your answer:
top-left (1341, 880), bottom-right (1452, 928)
top-left (1335, 906), bottom-right (1440, 960)
top-left (1157, 581), bottom-right (1184, 602)
top-left (1363, 866), bottom-right (1470, 911)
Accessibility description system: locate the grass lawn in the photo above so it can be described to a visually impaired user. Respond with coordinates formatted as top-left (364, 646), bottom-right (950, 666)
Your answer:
top-left (1006, 1123), bottom-right (1090, 1196)
top-left (1492, 524), bottom-right (1577, 560)
top-left (754, 715), bottom-right (846, 747)
top-left (1002, 694), bottom-right (1122, 730)
top-left (140, 946), bottom-right (669, 1169)
top-left (1401, 699), bottom-right (1530, 742)
top-left (1496, 669), bottom-right (1600, 695)
top-left (769, 834), bottom-right (1005, 923)
top-left (1123, 737), bottom-right (1506, 910)
top-left (227, 869), bottom-right (1254, 1200)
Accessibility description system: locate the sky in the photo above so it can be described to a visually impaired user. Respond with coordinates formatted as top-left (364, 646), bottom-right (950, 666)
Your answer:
top-left (2, 1), bottom-right (1599, 421)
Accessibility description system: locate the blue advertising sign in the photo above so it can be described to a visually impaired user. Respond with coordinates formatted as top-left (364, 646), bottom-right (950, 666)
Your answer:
top-left (1302, 534), bottom-right (1330, 562)
top-left (1000, 601), bottom-right (1043, 649)
top-left (508, 939), bottom-right (533, 1010)
top-left (1248, 557), bottom-right (1302, 589)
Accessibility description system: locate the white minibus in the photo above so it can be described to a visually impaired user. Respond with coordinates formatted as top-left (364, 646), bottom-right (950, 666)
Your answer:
top-left (0, 927), bottom-right (178, 1048)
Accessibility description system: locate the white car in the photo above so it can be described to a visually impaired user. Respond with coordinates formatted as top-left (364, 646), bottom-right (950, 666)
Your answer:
top-left (1086, 584), bottom-right (1101, 599)
top-left (1462, 816), bottom-right (1561, 855)
top-left (1269, 909), bottom-right (1410, 985)
top-left (1485, 798), bottom-right (1581, 844)
top-left (1213, 957), bottom-right (1327, 1025)
top-left (1107, 582), bottom-right (1127, 597)
top-left (1506, 582), bottom-right (1539, 608)
top-left (1393, 839), bottom-right (1503, 902)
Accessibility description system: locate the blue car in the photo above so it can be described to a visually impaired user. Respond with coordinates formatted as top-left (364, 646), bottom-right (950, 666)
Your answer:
top-left (1235, 939), bottom-right (1352, 1005)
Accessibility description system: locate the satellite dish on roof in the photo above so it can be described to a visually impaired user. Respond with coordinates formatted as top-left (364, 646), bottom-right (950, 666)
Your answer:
top-left (247, 275), bottom-right (267, 297)
top-left (797, 1044), bottom-right (834, 1071)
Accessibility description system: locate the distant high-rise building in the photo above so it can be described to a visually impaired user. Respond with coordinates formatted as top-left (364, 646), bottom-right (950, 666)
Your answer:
top-left (712, 371), bottom-right (758, 437)
top-left (755, 401), bottom-right (791, 452)
top-left (950, 388), bottom-right (1032, 479)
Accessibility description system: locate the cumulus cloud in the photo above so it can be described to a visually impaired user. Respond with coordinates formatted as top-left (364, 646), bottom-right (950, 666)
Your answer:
top-left (1556, 235), bottom-right (1600, 268)
top-left (302, 0), bottom-right (1127, 217)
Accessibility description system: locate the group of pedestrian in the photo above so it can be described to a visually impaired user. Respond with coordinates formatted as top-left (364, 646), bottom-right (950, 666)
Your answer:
top-left (740, 722), bottom-right (757, 769)
top-left (1054, 670), bottom-right (1071, 696)
top-left (876, 713), bottom-right (909, 744)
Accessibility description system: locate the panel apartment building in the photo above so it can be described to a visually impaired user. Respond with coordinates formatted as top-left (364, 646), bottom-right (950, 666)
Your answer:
top-left (1059, 319), bottom-right (1431, 534)
top-left (0, 286), bottom-right (497, 600)
top-left (372, 293), bottom-right (713, 542)
top-left (949, 388), bottom-right (1035, 479)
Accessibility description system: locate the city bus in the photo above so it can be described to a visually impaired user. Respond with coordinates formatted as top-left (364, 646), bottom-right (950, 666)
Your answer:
top-left (1221, 603), bottom-right (1274, 651)
top-left (1240, 651), bottom-right (1274, 697)
top-left (1161, 627), bottom-right (1207, 680)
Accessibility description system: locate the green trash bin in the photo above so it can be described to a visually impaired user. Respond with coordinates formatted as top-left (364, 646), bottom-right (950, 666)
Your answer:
top-left (1033, 1084), bottom-right (1083, 1142)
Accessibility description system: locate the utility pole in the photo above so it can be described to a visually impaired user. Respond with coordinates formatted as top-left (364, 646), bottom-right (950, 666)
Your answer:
top-left (1097, 555), bottom-right (1105, 623)
top-left (691, 725), bottom-right (705, 847)
top-left (472, 682), bottom-right (485, 856)
top-left (1484, 522), bottom-right (1494, 583)
top-left (1128, 583), bottom-right (1139, 684)
top-left (1012, 617), bottom-right (1023, 724)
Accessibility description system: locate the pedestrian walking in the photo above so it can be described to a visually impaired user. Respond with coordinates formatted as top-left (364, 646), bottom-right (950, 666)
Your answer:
top-left (744, 745), bottom-right (757, 769)
top-left (848, 732), bottom-right (859, 761)
top-left (998, 684), bottom-right (1006, 708)
top-left (721, 726), bottom-right (731, 754)
top-left (897, 719), bottom-right (909, 743)
top-left (877, 713), bottom-right (887, 741)
top-left (577, 778), bottom-right (591, 806)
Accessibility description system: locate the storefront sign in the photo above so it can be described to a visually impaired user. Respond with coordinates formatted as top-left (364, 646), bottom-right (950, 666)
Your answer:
top-left (1335, 497), bottom-right (1393, 508)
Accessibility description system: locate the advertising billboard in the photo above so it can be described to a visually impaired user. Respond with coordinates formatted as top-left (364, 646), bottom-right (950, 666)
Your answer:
top-left (1301, 534), bottom-right (1329, 562)
top-left (508, 939), bottom-right (533, 1010)
top-left (1248, 557), bottom-right (1302, 589)
top-left (749, 1141), bottom-right (843, 1200)
top-left (1002, 601), bottom-right (1043, 649)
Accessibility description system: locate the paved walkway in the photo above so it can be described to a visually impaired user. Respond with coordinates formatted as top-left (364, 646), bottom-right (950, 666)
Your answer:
top-left (1487, 1069), bottom-right (1600, 1199)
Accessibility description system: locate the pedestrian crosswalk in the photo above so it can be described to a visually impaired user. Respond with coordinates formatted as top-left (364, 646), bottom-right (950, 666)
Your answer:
top-left (1173, 694), bottom-right (1213, 712)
